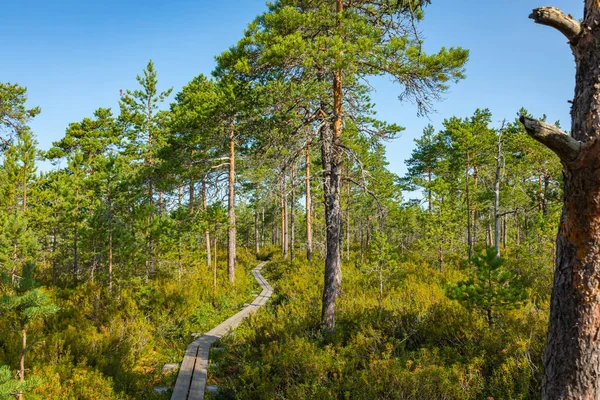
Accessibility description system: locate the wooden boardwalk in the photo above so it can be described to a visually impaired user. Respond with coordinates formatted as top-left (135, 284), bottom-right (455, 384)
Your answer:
top-left (170, 262), bottom-right (272, 400)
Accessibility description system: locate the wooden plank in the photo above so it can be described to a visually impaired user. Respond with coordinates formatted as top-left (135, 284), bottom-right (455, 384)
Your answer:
top-left (170, 262), bottom-right (272, 400)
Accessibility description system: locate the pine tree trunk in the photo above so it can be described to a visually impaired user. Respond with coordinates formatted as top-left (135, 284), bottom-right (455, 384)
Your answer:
top-left (74, 186), bottom-right (79, 282)
top-left (305, 144), bottom-right (313, 262)
top-left (524, 6), bottom-right (600, 398)
top-left (17, 327), bottom-right (26, 400)
top-left (203, 179), bottom-right (211, 269)
top-left (227, 124), bottom-right (236, 285)
top-left (108, 184), bottom-right (113, 296)
top-left (321, 60), bottom-right (344, 331)
top-left (213, 226), bottom-right (218, 298)
top-left (290, 165), bottom-right (296, 262)
top-left (465, 154), bottom-right (473, 259)
top-left (52, 224), bottom-right (57, 287)
top-left (346, 173), bottom-right (350, 261)
top-left (494, 130), bottom-right (502, 255)
top-left (255, 210), bottom-right (260, 256)
top-left (280, 172), bottom-right (288, 259)
top-left (261, 207), bottom-right (265, 248)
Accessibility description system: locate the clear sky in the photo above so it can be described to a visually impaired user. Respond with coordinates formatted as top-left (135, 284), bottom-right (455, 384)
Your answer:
top-left (1, 0), bottom-right (580, 183)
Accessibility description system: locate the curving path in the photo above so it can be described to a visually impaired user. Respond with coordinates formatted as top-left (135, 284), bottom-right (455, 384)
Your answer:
top-left (170, 261), bottom-right (272, 400)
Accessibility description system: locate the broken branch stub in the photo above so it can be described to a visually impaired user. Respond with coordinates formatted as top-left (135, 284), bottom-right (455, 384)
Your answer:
top-left (520, 116), bottom-right (581, 162)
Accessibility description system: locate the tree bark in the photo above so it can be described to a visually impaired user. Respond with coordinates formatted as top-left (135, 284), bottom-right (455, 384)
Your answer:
top-left (261, 207), bottom-right (265, 248)
top-left (74, 186), bottom-right (79, 282)
top-left (281, 171), bottom-right (288, 259)
top-left (305, 143), bottom-right (313, 262)
top-left (290, 165), bottom-right (296, 262)
top-left (17, 328), bottom-right (26, 400)
top-left (213, 226), bottom-right (218, 298)
top-left (227, 123), bottom-right (236, 285)
top-left (108, 182), bottom-right (113, 296)
top-left (526, 5), bottom-right (600, 398)
top-left (255, 209), bottom-right (260, 256)
top-left (465, 153), bottom-right (473, 259)
top-left (494, 127), bottom-right (503, 256)
top-left (202, 179), bottom-right (211, 269)
top-left (321, 36), bottom-right (344, 330)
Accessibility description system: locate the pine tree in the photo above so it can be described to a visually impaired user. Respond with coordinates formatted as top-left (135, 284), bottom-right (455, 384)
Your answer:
top-left (229, 0), bottom-right (469, 330)
top-left (445, 247), bottom-right (527, 327)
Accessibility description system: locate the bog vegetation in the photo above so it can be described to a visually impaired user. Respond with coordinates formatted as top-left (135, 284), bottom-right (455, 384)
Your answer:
top-left (0, 1), bottom-right (575, 399)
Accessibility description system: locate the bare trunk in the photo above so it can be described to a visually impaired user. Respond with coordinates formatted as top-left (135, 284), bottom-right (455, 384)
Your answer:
top-left (305, 144), bottom-right (313, 262)
top-left (189, 177), bottom-right (195, 213)
top-left (261, 207), bottom-right (265, 248)
top-left (17, 328), bottom-right (26, 400)
top-left (494, 128), bottom-right (503, 256)
top-left (22, 173), bottom-right (27, 215)
top-left (281, 172), bottom-right (288, 258)
top-left (52, 224), bottom-right (57, 287)
top-left (255, 210), bottom-right (260, 256)
top-left (290, 165), bottom-right (296, 262)
top-left (74, 186), bottom-right (79, 282)
top-left (202, 179), bottom-right (211, 269)
top-left (321, 45), bottom-right (344, 331)
top-left (427, 170), bottom-right (432, 212)
top-left (465, 154), bottom-right (473, 259)
top-left (227, 124), bottom-right (236, 285)
top-left (108, 184), bottom-right (113, 295)
top-left (346, 172), bottom-right (350, 261)
top-left (213, 227), bottom-right (218, 298)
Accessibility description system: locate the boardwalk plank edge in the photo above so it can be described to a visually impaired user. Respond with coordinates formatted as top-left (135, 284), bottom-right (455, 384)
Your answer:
top-left (170, 261), bottom-right (272, 400)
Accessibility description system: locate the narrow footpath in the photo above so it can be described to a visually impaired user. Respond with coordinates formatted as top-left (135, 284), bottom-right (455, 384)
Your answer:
top-left (170, 261), bottom-right (273, 400)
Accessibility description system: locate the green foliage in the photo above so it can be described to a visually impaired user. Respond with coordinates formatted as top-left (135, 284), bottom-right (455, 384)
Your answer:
top-left (445, 247), bottom-right (528, 327)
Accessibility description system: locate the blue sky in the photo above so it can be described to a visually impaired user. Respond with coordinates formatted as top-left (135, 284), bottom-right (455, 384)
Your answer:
top-left (1, 0), bottom-right (579, 182)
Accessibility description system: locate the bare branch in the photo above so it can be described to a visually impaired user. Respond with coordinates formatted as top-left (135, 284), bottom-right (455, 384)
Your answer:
top-left (520, 116), bottom-right (581, 161)
top-left (529, 7), bottom-right (581, 42)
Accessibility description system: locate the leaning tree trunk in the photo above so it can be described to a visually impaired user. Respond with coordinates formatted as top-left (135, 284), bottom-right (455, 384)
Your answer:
top-left (227, 123), bottom-right (236, 285)
top-left (524, 5), bottom-right (600, 398)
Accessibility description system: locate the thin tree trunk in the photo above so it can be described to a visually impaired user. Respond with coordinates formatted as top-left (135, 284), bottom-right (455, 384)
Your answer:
top-left (261, 207), bottom-right (265, 248)
top-left (305, 144), bottom-right (313, 262)
top-left (74, 186), bottom-right (79, 282)
top-left (281, 172), bottom-right (288, 259)
top-left (427, 170), bottom-right (432, 212)
top-left (346, 171), bottom-right (350, 261)
top-left (255, 210), bottom-right (260, 256)
top-left (290, 165), bottom-right (296, 262)
top-left (17, 328), bottom-right (26, 400)
top-left (227, 123), bottom-right (236, 285)
top-left (52, 224), bottom-right (57, 287)
top-left (494, 127), bottom-right (503, 255)
top-left (465, 153), bottom-right (473, 259)
top-left (202, 179), bottom-right (211, 269)
top-left (189, 177), bottom-right (195, 213)
top-left (22, 173), bottom-right (27, 215)
top-left (213, 226), bottom-right (218, 298)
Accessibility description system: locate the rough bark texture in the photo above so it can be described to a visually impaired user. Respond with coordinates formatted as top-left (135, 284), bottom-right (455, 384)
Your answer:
top-left (227, 125), bottom-right (236, 286)
top-left (526, 4), bottom-right (600, 399)
top-left (321, 69), bottom-right (343, 330)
